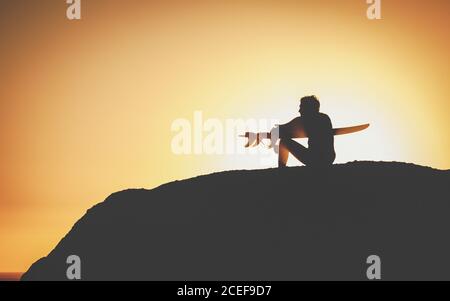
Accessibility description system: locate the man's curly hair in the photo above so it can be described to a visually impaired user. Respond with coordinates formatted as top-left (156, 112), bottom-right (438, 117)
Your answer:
top-left (300, 95), bottom-right (320, 113)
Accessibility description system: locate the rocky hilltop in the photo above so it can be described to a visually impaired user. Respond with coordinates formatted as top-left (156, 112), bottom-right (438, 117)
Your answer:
top-left (21, 161), bottom-right (450, 280)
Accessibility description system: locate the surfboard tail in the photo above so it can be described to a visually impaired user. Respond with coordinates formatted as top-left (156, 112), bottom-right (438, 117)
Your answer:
top-left (239, 132), bottom-right (271, 147)
top-left (333, 124), bottom-right (369, 136)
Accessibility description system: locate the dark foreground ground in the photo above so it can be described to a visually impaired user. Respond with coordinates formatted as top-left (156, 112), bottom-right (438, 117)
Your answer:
top-left (21, 161), bottom-right (450, 280)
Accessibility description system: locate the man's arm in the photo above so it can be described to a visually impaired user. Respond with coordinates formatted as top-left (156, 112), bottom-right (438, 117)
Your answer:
top-left (271, 117), bottom-right (303, 140)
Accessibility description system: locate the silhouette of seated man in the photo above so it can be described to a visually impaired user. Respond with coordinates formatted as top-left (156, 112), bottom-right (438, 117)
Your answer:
top-left (272, 95), bottom-right (336, 168)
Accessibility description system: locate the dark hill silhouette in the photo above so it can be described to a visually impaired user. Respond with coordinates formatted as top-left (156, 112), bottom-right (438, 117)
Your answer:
top-left (21, 161), bottom-right (450, 280)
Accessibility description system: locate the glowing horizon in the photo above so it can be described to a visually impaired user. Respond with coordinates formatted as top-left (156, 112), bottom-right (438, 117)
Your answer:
top-left (0, 0), bottom-right (449, 272)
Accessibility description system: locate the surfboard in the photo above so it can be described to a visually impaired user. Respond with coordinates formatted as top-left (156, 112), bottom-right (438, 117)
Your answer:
top-left (333, 123), bottom-right (370, 136)
top-left (240, 123), bottom-right (369, 147)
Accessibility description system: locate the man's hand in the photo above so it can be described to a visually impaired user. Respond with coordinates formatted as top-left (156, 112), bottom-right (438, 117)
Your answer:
top-left (270, 125), bottom-right (280, 152)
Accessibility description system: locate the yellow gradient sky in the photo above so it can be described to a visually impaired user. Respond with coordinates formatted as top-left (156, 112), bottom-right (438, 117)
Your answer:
top-left (0, 0), bottom-right (449, 272)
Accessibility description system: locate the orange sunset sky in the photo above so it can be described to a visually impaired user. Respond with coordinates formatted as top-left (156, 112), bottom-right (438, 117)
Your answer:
top-left (0, 0), bottom-right (449, 272)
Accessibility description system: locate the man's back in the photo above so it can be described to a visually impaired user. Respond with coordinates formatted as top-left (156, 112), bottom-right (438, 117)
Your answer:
top-left (303, 112), bottom-right (335, 157)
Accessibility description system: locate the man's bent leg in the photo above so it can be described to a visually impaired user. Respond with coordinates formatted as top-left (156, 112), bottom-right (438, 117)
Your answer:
top-left (278, 138), bottom-right (310, 167)
top-left (278, 139), bottom-right (290, 167)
